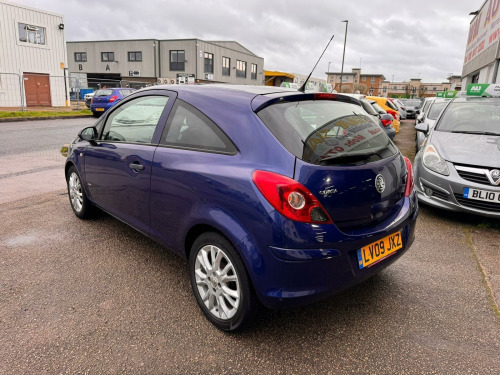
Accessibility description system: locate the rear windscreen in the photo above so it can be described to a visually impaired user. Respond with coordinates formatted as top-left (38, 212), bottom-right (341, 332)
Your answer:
top-left (95, 89), bottom-right (113, 97)
top-left (257, 100), bottom-right (396, 165)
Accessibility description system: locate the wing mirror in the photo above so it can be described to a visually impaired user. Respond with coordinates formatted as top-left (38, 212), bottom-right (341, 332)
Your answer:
top-left (78, 126), bottom-right (98, 144)
top-left (415, 122), bottom-right (429, 134)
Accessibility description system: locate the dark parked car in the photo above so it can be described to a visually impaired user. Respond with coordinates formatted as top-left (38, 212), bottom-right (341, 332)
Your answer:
top-left (414, 96), bottom-right (500, 217)
top-left (65, 85), bottom-right (418, 331)
top-left (90, 88), bottom-right (136, 117)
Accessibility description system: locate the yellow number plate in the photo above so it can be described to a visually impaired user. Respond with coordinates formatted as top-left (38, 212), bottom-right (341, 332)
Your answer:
top-left (357, 231), bottom-right (402, 269)
top-left (95, 107), bottom-right (104, 111)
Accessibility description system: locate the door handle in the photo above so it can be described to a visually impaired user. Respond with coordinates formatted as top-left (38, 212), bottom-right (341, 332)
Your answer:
top-left (129, 163), bottom-right (145, 171)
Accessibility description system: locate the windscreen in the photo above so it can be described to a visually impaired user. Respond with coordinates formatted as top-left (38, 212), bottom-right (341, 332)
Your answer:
top-left (436, 100), bottom-right (500, 135)
top-left (427, 102), bottom-right (447, 120)
top-left (257, 100), bottom-right (396, 165)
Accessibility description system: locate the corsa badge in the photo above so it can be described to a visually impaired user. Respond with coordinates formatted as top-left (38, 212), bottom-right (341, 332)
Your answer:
top-left (375, 174), bottom-right (385, 193)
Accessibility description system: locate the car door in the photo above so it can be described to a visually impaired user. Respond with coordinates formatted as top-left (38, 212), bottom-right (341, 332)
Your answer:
top-left (149, 99), bottom-right (238, 254)
top-left (83, 91), bottom-right (176, 234)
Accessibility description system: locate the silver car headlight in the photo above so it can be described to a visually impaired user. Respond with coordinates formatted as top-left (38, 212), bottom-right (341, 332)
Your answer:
top-left (422, 144), bottom-right (449, 176)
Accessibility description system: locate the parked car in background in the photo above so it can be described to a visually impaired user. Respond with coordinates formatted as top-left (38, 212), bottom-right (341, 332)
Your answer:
top-left (341, 94), bottom-right (396, 139)
top-left (415, 98), bottom-right (450, 152)
top-left (90, 88), bottom-right (136, 117)
top-left (84, 92), bottom-right (94, 108)
top-left (367, 96), bottom-right (400, 133)
top-left (416, 97), bottom-right (435, 124)
top-left (389, 98), bottom-right (407, 120)
top-left (65, 84), bottom-right (418, 332)
top-left (401, 99), bottom-right (423, 119)
top-left (414, 95), bottom-right (500, 218)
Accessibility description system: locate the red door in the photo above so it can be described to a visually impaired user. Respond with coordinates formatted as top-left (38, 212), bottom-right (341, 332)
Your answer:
top-left (24, 73), bottom-right (52, 106)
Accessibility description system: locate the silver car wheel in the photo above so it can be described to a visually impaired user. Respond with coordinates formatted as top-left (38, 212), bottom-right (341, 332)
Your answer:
top-left (68, 172), bottom-right (83, 213)
top-left (194, 244), bottom-right (240, 320)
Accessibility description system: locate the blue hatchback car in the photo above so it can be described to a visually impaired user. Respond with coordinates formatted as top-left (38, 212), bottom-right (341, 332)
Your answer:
top-left (65, 85), bottom-right (418, 331)
top-left (89, 87), bottom-right (136, 117)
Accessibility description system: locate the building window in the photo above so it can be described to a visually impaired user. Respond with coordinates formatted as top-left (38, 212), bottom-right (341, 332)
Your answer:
top-left (222, 57), bottom-right (231, 76)
top-left (342, 76), bottom-right (348, 82)
top-left (18, 23), bottom-right (46, 45)
top-left (170, 50), bottom-right (185, 71)
top-left (75, 52), bottom-right (87, 62)
top-left (128, 51), bottom-right (142, 62)
top-left (101, 52), bottom-right (114, 62)
top-left (433, 87), bottom-right (437, 91)
top-left (204, 52), bottom-right (214, 73)
top-left (393, 86), bottom-right (397, 90)
top-left (236, 60), bottom-right (247, 78)
top-left (251, 64), bottom-right (257, 80)
top-left (362, 77), bottom-right (366, 81)
top-left (383, 87), bottom-right (387, 93)
top-left (371, 77), bottom-right (375, 83)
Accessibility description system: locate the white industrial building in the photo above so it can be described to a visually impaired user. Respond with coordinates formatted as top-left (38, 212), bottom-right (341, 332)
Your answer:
top-left (462, 0), bottom-right (500, 85)
top-left (0, 1), bottom-right (68, 107)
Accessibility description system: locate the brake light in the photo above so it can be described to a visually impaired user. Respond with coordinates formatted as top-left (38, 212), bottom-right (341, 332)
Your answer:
top-left (90, 97), bottom-right (94, 104)
top-left (381, 118), bottom-right (392, 127)
top-left (252, 170), bottom-right (332, 224)
top-left (403, 157), bottom-right (414, 197)
top-left (314, 93), bottom-right (338, 100)
top-left (108, 95), bottom-right (118, 103)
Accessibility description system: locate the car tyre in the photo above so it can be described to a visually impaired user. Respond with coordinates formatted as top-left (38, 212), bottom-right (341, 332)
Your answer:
top-left (189, 232), bottom-right (258, 332)
top-left (92, 112), bottom-right (100, 118)
top-left (66, 165), bottom-right (94, 219)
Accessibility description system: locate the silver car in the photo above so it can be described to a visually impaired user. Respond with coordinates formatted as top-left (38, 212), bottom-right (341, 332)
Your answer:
top-left (415, 98), bottom-right (449, 152)
top-left (414, 96), bottom-right (500, 218)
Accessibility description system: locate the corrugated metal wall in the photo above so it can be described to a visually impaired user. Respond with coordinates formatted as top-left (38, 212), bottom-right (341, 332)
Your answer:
top-left (0, 1), bottom-right (68, 107)
top-left (67, 38), bottom-right (265, 86)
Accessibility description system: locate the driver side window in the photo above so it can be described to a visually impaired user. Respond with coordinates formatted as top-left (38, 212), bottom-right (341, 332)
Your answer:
top-left (102, 96), bottom-right (169, 143)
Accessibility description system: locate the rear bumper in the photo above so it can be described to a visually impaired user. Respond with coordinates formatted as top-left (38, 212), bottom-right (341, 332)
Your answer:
top-left (239, 195), bottom-right (418, 309)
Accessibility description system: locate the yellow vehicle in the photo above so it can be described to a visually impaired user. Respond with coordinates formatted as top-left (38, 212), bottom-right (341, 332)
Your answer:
top-left (367, 96), bottom-right (401, 133)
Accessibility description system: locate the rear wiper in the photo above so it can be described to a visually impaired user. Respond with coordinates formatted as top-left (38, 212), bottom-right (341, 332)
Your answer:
top-left (451, 130), bottom-right (499, 135)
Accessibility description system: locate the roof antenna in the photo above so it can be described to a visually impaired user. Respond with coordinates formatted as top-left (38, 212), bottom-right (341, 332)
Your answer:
top-left (298, 34), bottom-right (335, 92)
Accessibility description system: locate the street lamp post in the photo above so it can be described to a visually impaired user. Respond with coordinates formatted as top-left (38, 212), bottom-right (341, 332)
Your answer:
top-left (339, 20), bottom-right (348, 93)
top-left (327, 61), bottom-right (332, 84)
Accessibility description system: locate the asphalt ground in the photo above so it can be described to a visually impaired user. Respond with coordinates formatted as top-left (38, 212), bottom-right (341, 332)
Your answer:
top-left (0, 118), bottom-right (499, 374)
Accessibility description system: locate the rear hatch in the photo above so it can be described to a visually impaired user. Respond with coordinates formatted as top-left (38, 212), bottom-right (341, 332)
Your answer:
top-left (92, 89), bottom-right (114, 104)
top-left (256, 93), bottom-right (407, 231)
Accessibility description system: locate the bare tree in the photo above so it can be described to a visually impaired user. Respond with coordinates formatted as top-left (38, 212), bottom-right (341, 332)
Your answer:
top-left (353, 83), bottom-right (367, 94)
top-left (341, 85), bottom-right (353, 93)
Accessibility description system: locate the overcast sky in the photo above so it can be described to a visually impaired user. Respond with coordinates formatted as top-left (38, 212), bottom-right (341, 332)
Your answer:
top-left (12, 0), bottom-right (484, 83)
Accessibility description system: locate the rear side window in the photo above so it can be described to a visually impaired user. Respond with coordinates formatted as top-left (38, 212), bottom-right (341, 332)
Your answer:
top-left (95, 89), bottom-right (113, 97)
top-left (385, 100), bottom-right (398, 111)
top-left (360, 99), bottom-right (378, 115)
top-left (371, 102), bottom-right (386, 114)
top-left (258, 100), bottom-right (396, 165)
top-left (160, 100), bottom-right (237, 154)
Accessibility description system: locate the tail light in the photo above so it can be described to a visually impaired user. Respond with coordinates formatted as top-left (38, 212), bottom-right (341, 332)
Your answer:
top-left (381, 118), bottom-right (392, 127)
top-left (108, 95), bottom-right (119, 103)
top-left (90, 97), bottom-right (94, 104)
top-left (403, 157), bottom-right (414, 197)
top-left (252, 170), bottom-right (332, 224)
